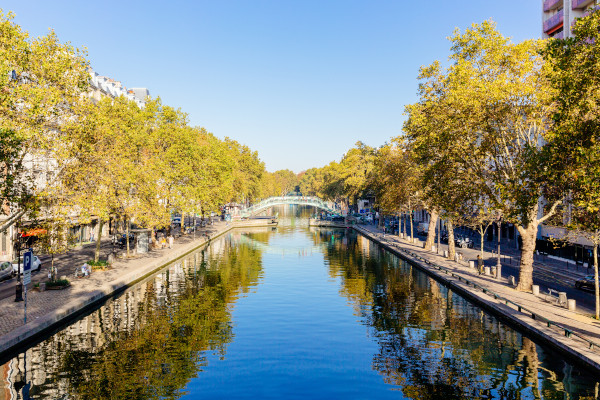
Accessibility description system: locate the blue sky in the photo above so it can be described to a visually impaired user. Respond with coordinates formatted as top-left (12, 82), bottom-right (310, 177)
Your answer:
top-left (2, 1), bottom-right (541, 172)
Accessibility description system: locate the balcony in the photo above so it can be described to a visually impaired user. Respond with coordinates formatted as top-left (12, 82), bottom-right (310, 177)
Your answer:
top-left (543, 0), bottom-right (563, 12)
top-left (543, 9), bottom-right (564, 33)
top-left (572, 0), bottom-right (594, 9)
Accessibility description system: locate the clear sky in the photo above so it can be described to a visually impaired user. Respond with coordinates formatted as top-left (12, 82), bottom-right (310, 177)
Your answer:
top-left (2, 1), bottom-right (541, 172)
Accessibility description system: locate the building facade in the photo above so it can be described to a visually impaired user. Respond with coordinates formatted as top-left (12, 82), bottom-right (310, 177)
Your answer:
top-left (542, 0), bottom-right (599, 39)
top-left (0, 70), bottom-right (149, 262)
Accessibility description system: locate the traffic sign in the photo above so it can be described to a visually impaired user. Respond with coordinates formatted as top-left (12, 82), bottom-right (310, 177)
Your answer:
top-left (23, 270), bottom-right (31, 285)
top-left (23, 250), bottom-right (32, 272)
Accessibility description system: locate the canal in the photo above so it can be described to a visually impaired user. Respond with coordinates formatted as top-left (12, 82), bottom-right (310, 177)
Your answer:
top-left (1, 208), bottom-right (599, 399)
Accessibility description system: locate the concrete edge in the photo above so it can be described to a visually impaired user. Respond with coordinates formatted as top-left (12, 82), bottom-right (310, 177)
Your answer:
top-left (352, 225), bottom-right (600, 374)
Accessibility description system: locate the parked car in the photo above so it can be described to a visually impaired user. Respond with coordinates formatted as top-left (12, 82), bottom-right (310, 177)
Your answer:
top-left (454, 235), bottom-right (474, 248)
top-left (0, 261), bottom-right (13, 281)
top-left (11, 255), bottom-right (42, 275)
top-left (116, 233), bottom-right (136, 248)
top-left (416, 222), bottom-right (429, 235)
top-left (575, 275), bottom-right (596, 291)
top-left (440, 232), bottom-right (449, 244)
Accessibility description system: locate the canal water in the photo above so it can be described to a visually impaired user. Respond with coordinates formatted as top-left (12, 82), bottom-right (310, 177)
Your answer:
top-left (1, 208), bottom-right (599, 399)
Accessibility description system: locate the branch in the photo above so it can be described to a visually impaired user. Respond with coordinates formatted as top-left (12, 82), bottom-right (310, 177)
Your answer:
top-left (538, 199), bottom-right (562, 225)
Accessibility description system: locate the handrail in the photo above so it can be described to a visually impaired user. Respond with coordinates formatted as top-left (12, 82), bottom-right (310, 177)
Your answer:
top-left (240, 195), bottom-right (335, 217)
top-left (356, 226), bottom-right (600, 353)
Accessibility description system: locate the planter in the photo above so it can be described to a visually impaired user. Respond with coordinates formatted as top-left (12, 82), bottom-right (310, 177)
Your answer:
top-left (45, 281), bottom-right (71, 290)
top-left (46, 283), bottom-right (70, 290)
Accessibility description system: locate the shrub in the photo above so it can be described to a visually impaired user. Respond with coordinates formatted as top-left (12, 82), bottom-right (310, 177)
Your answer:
top-left (46, 279), bottom-right (70, 287)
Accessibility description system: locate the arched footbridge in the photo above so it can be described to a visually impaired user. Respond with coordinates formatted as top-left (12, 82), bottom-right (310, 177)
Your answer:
top-left (241, 196), bottom-right (336, 217)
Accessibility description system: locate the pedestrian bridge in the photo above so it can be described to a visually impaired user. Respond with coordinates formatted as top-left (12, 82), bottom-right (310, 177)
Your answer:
top-left (241, 196), bottom-right (335, 217)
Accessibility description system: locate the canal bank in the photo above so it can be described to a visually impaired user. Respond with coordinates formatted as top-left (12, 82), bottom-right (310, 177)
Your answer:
top-left (353, 224), bottom-right (600, 373)
top-left (0, 219), bottom-right (277, 357)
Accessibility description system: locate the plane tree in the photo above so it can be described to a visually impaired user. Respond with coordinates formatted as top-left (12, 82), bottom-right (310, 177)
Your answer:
top-left (405, 21), bottom-right (561, 291)
top-left (543, 8), bottom-right (600, 318)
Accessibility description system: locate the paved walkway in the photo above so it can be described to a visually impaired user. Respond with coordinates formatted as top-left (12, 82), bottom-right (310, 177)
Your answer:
top-left (0, 220), bottom-right (235, 354)
top-left (354, 224), bottom-right (600, 373)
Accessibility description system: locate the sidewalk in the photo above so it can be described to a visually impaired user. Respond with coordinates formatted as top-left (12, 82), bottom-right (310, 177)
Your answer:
top-left (0, 220), bottom-right (234, 355)
top-left (355, 224), bottom-right (600, 373)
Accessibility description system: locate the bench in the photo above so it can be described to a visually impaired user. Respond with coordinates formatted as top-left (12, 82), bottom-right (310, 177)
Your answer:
top-left (546, 288), bottom-right (567, 307)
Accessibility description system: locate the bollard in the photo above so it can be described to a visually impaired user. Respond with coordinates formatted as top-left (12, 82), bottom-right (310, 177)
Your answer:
top-left (432, 245), bottom-right (437, 253)
top-left (532, 285), bottom-right (539, 296)
top-left (559, 292), bottom-right (567, 307)
top-left (469, 260), bottom-right (476, 269)
top-left (484, 266), bottom-right (491, 276)
top-left (567, 299), bottom-right (576, 311)
top-left (443, 250), bottom-right (448, 258)
top-left (39, 282), bottom-right (46, 292)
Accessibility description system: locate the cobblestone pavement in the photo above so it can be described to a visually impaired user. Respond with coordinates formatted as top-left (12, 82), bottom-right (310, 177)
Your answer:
top-left (0, 220), bottom-right (232, 352)
top-left (355, 224), bottom-right (600, 371)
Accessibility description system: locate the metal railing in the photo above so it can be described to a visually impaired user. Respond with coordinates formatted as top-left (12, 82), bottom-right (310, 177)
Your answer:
top-left (355, 226), bottom-right (600, 353)
top-left (572, 0), bottom-right (595, 9)
top-left (544, 9), bottom-right (564, 33)
top-left (543, 0), bottom-right (563, 12)
top-left (240, 196), bottom-right (335, 217)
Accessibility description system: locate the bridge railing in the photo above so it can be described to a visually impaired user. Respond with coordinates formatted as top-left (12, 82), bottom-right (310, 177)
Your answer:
top-left (240, 196), bottom-right (335, 217)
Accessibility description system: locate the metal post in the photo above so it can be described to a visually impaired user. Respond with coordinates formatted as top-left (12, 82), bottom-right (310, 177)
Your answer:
top-left (496, 218), bottom-right (502, 279)
top-left (14, 224), bottom-right (23, 302)
top-left (437, 217), bottom-right (440, 254)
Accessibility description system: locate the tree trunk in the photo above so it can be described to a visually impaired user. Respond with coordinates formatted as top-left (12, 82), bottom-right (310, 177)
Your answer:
top-left (479, 225), bottom-right (485, 260)
top-left (125, 216), bottom-right (131, 258)
top-left (402, 212), bottom-right (406, 237)
top-left (409, 210), bottom-right (414, 242)
top-left (447, 218), bottom-right (456, 260)
top-left (516, 221), bottom-right (538, 291)
top-left (181, 213), bottom-right (185, 234)
top-left (424, 210), bottom-right (438, 251)
top-left (94, 218), bottom-right (103, 262)
top-left (594, 243), bottom-right (599, 320)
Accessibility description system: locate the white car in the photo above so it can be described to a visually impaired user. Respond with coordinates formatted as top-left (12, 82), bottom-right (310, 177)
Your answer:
top-left (11, 255), bottom-right (42, 275)
top-left (0, 262), bottom-right (13, 281)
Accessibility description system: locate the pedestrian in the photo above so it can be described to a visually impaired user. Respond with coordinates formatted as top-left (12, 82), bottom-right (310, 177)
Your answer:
top-left (160, 236), bottom-right (166, 249)
top-left (89, 230), bottom-right (94, 243)
top-left (477, 254), bottom-right (484, 275)
top-left (168, 234), bottom-right (174, 249)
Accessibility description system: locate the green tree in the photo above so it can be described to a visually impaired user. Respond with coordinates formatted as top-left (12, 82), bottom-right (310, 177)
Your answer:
top-left (405, 21), bottom-right (559, 290)
top-left (544, 8), bottom-right (600, 318)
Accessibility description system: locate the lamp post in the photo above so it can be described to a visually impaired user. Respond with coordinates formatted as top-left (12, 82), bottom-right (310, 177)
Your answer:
top-left (14, 224), bottom-right (23, 302)
top-left (496, 216), bottom-right (502, 280)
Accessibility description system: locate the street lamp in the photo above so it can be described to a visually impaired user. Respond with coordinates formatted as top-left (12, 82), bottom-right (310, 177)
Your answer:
top-left (14, 224), bottom-right (23, 302)
top-left (496, 216), bottom-right (502, 280)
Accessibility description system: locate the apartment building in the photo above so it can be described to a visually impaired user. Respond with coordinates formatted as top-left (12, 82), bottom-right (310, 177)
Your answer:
top-left (0, 71), bottom-right (150, 262)
top-left (542, 0), bottom-right (599, 38)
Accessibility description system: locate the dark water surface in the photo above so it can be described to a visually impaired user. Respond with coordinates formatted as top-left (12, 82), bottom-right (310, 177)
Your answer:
top-left (2, 209), bottom-right (599, 399)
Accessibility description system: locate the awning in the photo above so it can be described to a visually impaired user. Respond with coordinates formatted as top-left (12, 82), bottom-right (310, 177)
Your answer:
top-left (21, 228), bottom-right (47, 237)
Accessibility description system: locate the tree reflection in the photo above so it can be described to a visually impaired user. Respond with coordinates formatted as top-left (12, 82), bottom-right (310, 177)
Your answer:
top-left (5, 234), bottom-right (264, 400)
top-left (315, 229), bottom-right (599, 399)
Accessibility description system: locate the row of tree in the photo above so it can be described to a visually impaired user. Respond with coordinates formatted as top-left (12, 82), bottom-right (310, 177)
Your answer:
top-left (0, 10), bottom-right (295, 276)
top-left (299, 13), bottom-right (600, 318)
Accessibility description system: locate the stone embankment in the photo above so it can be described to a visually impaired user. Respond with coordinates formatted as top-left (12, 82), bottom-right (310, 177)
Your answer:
top-left (353, 224), bottom-right (600, 373)
top-left (0, 219), bottom-right (276, 357)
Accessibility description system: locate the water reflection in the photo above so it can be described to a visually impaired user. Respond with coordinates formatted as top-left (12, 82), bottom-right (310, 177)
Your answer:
top-left (0, 231), bottom-right (265, 399)
top-left (1, 222), bottom-right (599, 399)
top-left (313, 228), bottom-right (600, 399)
